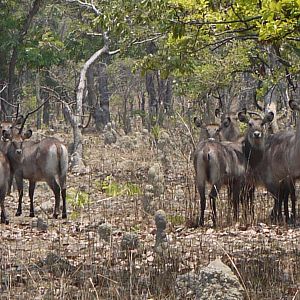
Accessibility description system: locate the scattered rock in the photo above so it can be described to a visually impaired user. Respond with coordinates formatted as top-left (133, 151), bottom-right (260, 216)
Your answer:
top-left (176, 258), bottom-right (245, 300)
top-left (32, 217), bottom-right (48, 231)
top-left (38, 253), bottom-right (76, 277)
top-left (121, 233), bottom-right (140, 251)
top-left (98, 223), bottom-right (113, 242)
top-left (104, 123), bottom-right (117, 145)
top-left (154, 210), bottom-right (168, 254)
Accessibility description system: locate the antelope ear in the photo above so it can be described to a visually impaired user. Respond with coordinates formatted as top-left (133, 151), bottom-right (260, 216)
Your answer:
top-left (215, 108), bottom-right (221, 118)
top-left (289, 100), bottom-right (300, 111)
top-left (14, 115), bottom-right (24, 126)
top-left (262, 111), bottom-right (274, 125)
top-left (2, 129), bottom-right (11, 140)
top-left (194, 117), bottom-right (203, 128)
top-left (238, 111), bottom-right (249, 123)
top-left (22, 129), bottom-right (32, 139)
top-left (223, 117), bottom-right (231, 127)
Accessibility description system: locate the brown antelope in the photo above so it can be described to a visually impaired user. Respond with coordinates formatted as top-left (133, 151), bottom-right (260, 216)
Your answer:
top-left (2, 112), bottom-right (69, 219)
top-left (215, 109), bottom-right (241, 142)
top-left (0, 116), bottom-right (25, 194)
top-left (0, 151), bottom-right (11, 224)
top-left (238, 109), bottom-right (296, 223)
top-left (193, 111), bottom-right (248, 226)
top-left (194, 109), bottom-right (242, 143)
top-left (193, 139), bottom-right (246, 226)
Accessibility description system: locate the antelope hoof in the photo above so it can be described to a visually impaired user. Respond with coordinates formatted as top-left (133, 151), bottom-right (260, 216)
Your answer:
top-left (53, 213), bottom-right (59, 219)
top-left (62, 213), bottom-right (67, 219)
top-left (29, 212), bottom-right (35, 218)
top-left (15, 211), bottom-right (22, 217)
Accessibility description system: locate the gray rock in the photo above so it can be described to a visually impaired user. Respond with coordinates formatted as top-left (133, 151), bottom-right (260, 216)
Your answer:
top-left (154, 210), bottom-right (168, 253)
top-left (32, 217), bottom-right (48, 231)
top-left (98, 223), bottom-right (112, 242)
top-left (121, 233), bottom-right (139, 251)
top-left (176, 258), bottom-right (245, 300)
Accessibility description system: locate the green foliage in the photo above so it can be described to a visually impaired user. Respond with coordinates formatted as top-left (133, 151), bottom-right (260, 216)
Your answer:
top-left (101, 176), bottom-right (142, 197)
top-left (168, 214), bottom-right (185, 226)
top-left (66, 188), bottom-right (90, 218)
top-left (151, 124), bottom-right (162, 141)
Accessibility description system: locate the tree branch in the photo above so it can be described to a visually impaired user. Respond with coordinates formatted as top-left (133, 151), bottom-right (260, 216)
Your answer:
top-left (66, 0), bottom-right (101, 16)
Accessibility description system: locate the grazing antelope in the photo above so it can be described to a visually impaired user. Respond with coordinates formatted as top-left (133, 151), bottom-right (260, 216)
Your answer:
top-left (238, 109), bottom-right (297, 223)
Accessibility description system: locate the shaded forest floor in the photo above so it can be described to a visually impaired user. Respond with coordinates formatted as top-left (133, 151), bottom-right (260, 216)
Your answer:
top-left (0, 126), bottom-right (299, 299)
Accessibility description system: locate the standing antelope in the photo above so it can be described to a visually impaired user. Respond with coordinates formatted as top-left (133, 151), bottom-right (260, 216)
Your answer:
top-left (3, 122), bottom-right (69, 219)
top-left (193, 112), bottom-right (254, 226)
top-left (0, 151), bottom-right (11, 224)
top-left (238, 109), bottom-right (296, 223)
top-left (193, 139), bottom-right (246, 226)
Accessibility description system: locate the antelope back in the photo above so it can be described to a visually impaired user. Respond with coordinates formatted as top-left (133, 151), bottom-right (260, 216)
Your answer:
top-left (20, 137), bottom-right (68, 181)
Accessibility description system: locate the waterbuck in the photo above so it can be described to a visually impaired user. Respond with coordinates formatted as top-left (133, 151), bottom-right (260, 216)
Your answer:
top-left (193, 111), bottom-right (248, 226)
top-left (4, 127), bottom-right (69, 219)
top-left (0, 152), bottom-right (11, 224)
top-left (193, 139), bottom-right (246, 226)
top-left (238, 109), bottom-right (296, 223)
top-left (194, 109), bottom-right (241, 143)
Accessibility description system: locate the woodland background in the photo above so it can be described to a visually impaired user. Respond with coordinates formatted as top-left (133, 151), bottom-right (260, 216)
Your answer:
top-left (0, 0), bottom-right (299, 299)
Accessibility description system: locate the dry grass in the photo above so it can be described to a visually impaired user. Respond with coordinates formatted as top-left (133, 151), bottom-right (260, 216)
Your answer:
top-left (0, 128), bottom-right (299, 299)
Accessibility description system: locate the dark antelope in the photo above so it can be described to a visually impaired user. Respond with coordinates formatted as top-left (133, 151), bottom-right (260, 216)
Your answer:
top-left (193, 139), bottom-right (246, 226)
top-left (238, 109), bottom-right (296, 223)
top-left (193, 111), bottom-right (248, 226)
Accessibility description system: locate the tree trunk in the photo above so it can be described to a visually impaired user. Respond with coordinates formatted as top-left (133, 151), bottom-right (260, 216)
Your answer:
top-left (43, 95), bottom-right (50, 126)
top-left (264, 45), bottom-right (279, 132)
top-left (97, 60), bottom-right (111, 130)
top-left (86, 67), bottom-right (100, 129)
top-left (146, 71), bottom-right (157, 127)
top-left (7, 0), bottom-right (43, 114)
top-left (35, 69), bottom-right (42, 129)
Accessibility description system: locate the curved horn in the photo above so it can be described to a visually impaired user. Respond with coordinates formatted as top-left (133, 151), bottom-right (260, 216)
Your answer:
top-left (19, 98), bottom-right (50, 134)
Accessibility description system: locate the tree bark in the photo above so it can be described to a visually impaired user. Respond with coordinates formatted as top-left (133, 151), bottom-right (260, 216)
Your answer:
top-left (72, 45), bottom-right (109, 166)
top-left (97, 59), bottom-right (111, 130)
top-left (264, 45), bottom-right (279, 132)
top-left (35, 69), bottom-right (42, 129)
top-left (7, 0), bottom-right (43, 114)
top-left (146, 71), bottom-right (158, 127)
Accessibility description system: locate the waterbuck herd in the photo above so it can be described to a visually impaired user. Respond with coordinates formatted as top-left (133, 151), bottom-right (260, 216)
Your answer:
top-left (0, 101), bottom-right (299, 228)
top-left (194, 100), bottom-right (300, 227)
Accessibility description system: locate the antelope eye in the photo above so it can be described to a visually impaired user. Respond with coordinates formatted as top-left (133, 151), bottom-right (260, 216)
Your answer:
top-left (248, 122), bottom-right (253, 127)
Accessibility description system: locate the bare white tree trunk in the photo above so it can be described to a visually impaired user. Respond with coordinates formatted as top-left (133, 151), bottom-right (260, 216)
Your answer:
top-left (67, 45), bottom-right (109, 172)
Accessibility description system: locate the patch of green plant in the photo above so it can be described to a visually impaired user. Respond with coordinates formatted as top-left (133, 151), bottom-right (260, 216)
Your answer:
top-left (66, 188), bottom-right (90, 219)
top-left (151, 124), bottom-right (161, 142)
top-left (124, 182), bottom-right (142, 196)
top-left (101, 176), bottom-right (142, 197)
top-left (168, 214), bottom-right (185, 226)
top-left (101, 175), bottom-right (123, 197)
top-left (132, 109), bottom-right (146, 118)
top-left (130, 224), bottom-right (141, 233)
